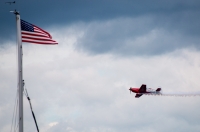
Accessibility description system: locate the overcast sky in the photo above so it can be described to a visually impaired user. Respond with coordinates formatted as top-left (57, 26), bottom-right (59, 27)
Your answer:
top-left (1, 1), bottom-right (200, 132)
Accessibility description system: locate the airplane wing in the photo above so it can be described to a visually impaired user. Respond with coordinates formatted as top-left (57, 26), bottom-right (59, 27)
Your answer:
top-left (139, 84), bottom-right (146, 93)
top-left (135, 94), bottom-right (143, 98)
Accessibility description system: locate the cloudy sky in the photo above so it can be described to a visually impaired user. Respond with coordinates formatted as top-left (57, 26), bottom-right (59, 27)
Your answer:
top-left (1, 0), bottom-right (200, 132)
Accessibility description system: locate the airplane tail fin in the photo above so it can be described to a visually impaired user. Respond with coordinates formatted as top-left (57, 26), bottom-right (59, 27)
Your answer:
top-left (156, 88), bottom-right (161, 91)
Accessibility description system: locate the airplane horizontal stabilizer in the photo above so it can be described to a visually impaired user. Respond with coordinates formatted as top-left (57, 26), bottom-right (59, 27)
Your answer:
top-left (156, 88), bottom-right (161, 91)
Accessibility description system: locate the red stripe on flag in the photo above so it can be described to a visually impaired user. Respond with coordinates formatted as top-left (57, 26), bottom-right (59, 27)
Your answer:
top-left (21, 20), bottom-right (58, 45)
top-left (22, 40), bottom-right (58, 45)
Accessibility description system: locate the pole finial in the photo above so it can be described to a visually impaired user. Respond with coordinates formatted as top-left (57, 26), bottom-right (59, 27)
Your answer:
top-left (10, 9), bottom-right (19, 15)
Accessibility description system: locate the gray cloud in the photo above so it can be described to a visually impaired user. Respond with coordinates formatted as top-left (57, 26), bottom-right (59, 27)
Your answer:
top-left (1, 1), bottom-right (200, 132)
top-left (1, 34), bottom-right (200, 131)
top-left (75, 15), bottom-right (200, 56)
top-left (1, 0), bottom-right (200, 47)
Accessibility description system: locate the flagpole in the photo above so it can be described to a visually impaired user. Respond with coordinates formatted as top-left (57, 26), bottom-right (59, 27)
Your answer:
top-left (14, 10), bottom-right (24, 132)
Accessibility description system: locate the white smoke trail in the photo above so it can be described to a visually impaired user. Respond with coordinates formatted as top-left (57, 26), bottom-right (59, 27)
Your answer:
top-left (142, 92), bottom-right (200, 97)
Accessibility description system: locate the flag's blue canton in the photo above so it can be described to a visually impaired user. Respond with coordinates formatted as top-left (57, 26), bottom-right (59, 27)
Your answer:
top-left (21, 20), bottom-right (34, 32)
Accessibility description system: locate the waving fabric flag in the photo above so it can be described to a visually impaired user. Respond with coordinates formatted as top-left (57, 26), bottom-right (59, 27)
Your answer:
top-left (21, 19), bottom-right (58, 45)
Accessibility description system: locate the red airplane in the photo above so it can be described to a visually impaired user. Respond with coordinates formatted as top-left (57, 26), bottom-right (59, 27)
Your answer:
top-left (129, 84), bottom-right (161, 98)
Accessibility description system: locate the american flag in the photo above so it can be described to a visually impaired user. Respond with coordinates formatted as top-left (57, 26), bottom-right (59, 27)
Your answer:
top-left (21, 19), bottom-right (58, 45)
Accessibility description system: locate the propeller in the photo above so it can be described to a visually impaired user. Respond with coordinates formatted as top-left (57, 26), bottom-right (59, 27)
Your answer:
top-left (129, 87), bottom-right (132, 94)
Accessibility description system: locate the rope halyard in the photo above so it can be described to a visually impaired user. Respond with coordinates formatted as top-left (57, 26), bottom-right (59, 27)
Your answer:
top-left (10, 89), bottom-right (19, 132)
top-left (23, 81), bottom-right (39, 132)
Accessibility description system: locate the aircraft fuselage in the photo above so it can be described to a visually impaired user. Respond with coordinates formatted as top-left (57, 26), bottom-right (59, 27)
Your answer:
top-left (129, 84), bottom-right (161, 98)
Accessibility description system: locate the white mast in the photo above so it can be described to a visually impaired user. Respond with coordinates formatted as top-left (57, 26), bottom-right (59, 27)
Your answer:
top-left (14, 10), bottom-right (24, 132)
